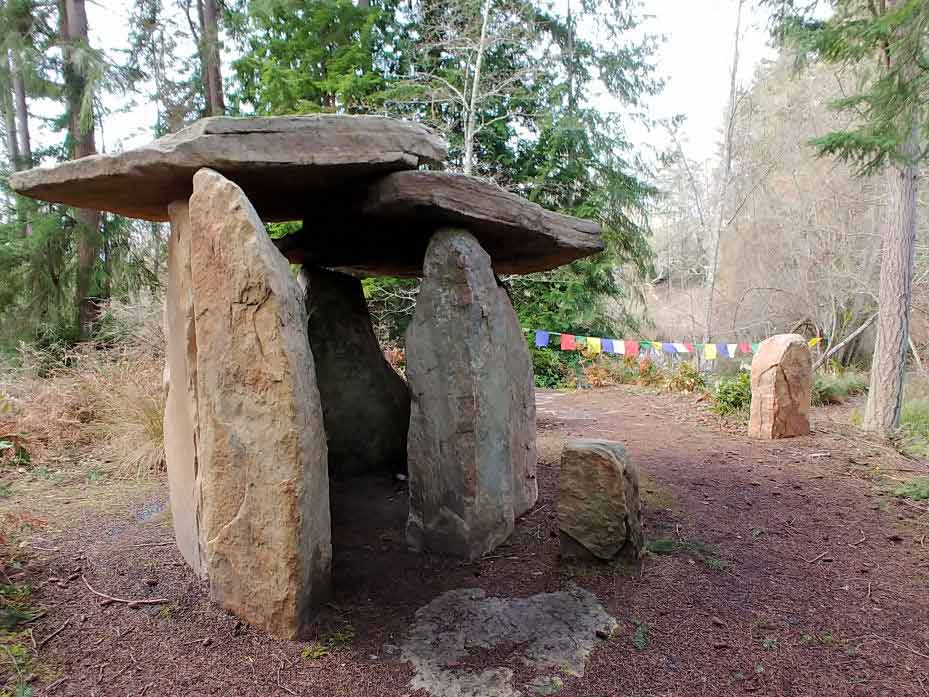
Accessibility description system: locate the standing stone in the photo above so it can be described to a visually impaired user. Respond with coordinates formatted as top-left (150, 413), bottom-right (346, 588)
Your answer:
top-left (163, 201), bottom-right (204, 577)
top-left (406, 228), bottom-right (536, 560)
top-left (558, 439), bottom-right (644, 562)
top-left (498, 284), bottom-right (539, 518)
top-left (189, 168), bottom-right (331, 639)
top-left (749, 333), bottom-right (812, 439)
top-left (300, 266), bottom-right (410, 477)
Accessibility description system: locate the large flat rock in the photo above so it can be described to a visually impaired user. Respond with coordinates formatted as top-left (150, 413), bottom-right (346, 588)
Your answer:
top-left (9, 116), bottom-right (445, 222)
top-left (276, 171), bottom-right (604, 276)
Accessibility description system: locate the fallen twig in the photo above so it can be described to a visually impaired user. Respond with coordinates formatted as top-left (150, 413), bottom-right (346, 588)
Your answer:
top-left (848, 531), bottom-right (867, 547)
top-left (130, 541), bottom-right (173, 548)
top-left (37, 617), bottom-right (72, 649)
top-left (277, 660), bottom-right (298, 696)
top-left (82, 575), bottom-right (169, 606)
top-left (857, 634), bottom-right (929, 661)
top-left (44, 676), bottom-right (67, 693)
top-left (805, 551), bottom-right (828, 564)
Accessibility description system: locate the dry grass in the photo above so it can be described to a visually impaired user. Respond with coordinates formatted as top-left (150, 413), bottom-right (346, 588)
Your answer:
top-left (0, 295), bottom-right (166, 479)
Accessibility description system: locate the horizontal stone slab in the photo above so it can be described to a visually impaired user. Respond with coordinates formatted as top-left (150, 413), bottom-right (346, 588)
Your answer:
top-left (9, 116), bottom-right (446, 222)
top-left (276, 171), bottom-right (603, 276)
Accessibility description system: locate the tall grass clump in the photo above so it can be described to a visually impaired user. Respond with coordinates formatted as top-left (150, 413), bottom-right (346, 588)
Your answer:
top-left (898, 398), bottom-right (929, 458)
top-left (812, 367), bottom-right (868, 406)
top-left (712, 371), bottom-right (752, 418)
top-left (0, 294), bottom-right (166, 478)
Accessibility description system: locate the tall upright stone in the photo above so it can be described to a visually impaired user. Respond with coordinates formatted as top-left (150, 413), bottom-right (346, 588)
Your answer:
top-left (498, 285), bottom-right (539, 518)
top-left (749, 334), bottom-right (813, 439)
top-left (163, 201), bottom-right (204, 577)
top-left (189, 168), bottom-right (331, 639)
top-left (301, 266), bottom-right (410, 477)
top-left (405, 228), bottom-right (536, 560)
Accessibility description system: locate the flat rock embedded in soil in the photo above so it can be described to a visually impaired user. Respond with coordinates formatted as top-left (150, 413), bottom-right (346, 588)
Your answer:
top-left (400, 586), bottom-right (616, 697)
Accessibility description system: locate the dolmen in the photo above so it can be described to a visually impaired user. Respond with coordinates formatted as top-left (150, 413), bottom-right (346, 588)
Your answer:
top-left (749, 333), bottom-right (813, 439)
top-left (11, 115), bottom-right (604, 638)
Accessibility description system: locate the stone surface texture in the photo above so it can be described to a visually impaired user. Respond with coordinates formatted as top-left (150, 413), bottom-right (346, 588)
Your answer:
top-left (163, 201), bottom-right (204, 577)
top-left (400, 586), bottom-right (616, 697)
top-left (300, 266), bottom-right (410, 477)
top-left (10, 115), bottom-right (446, 221)
top-left (189, 168), bottom-right (331, 639)
top-left (749, 333), bottom-right (813, 439)
top-left (405, 229), bottom-right (537, 560)
top-left (276, 171), bottom-right (603, 276)
top-left (558, 439), bottom-right (644, 562)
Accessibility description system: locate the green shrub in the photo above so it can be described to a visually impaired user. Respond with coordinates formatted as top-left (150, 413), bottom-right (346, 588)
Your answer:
top-left (892, 477), bottom-right (929, 501)
top-left (664, 361), bottom-right (708, 394)
top-left (712, 371), bottom-right (752, 417)
top-left (812, 369), bottom-right (868, 406)
top-left (531, 347), bottom-right (580, 389)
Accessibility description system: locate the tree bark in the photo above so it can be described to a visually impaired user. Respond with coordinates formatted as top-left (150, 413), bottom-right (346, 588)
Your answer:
top-left (10, 52), bottom-right (31, 168)
top-left (2, 53), bottom-right (19, 171)
top-left (862, 149), bottom-right (919, 436)
top-left (61, 0), bottom-right (101, 337)
top-left (200, 0), bottom-right (225, 116)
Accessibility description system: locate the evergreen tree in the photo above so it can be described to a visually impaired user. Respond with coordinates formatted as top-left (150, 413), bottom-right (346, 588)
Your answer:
top-left (768, 0), bottom-right (929, 437)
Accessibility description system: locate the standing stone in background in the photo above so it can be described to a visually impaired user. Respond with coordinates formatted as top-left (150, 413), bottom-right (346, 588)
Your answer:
top-left (405, 228), bottom-right (537, 560)
top-left (163, 200), bottom-right (204, 577)
top-left (749, 333), bottom-right (812, 439)
top-left (301, 266), bottom-right (410, 477)
top-left (558, 439), bottom-right (644, 562)
top-left (189, 168), bottom-right (331, 639)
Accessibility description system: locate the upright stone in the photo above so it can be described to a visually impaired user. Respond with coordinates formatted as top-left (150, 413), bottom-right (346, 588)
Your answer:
top-left (558, 440), bottom-right (644, 562)
top-left (163, 201), bottom-right (204, 577)
top-left (498, 284), bottom-right (538, 517)
top-left (749, 334), bottom-right (812, 439)
top-left (301, 266), bottom-right (410, 477)
top-left (406, 228), bottom-right (536, 560)
top-left (189, 168), bottom-right (331, 639)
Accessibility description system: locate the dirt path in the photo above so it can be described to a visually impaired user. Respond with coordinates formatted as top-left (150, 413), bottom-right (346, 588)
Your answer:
top-left (4, 387), bottom-right (929, 696)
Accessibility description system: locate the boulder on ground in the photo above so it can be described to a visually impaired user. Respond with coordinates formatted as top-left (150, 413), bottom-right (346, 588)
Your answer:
top-left (405, 228), bottom-right (536, 560)
top-left (189, 168), bottom-right (331, 639)
top-left (558, 439), bottom-right (644, 562)
top-left (301, 266), bottom-right (410, 477)
top-left (749, 333), bottom-right (812, 439)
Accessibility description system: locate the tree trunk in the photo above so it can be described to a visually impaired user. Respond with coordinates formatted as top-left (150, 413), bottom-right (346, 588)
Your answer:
top-left (2, 54), bottom-right (19, 171)
top-left (200, 0), bottom-right (225, 116)
top-left (703, 0), bottom-right (743, 342)
top-left (61, 0), bottom-right (101, 337)
top-left (462, 0), bottom-right (491, 176)
top-left (11, 52), bottom-right (31, 168)
top-left (862, 151), bottom-right (919, 436)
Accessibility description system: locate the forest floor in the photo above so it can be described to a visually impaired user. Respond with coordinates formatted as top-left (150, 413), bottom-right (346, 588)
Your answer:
top-left (2, 386), bottom-right (929, 697)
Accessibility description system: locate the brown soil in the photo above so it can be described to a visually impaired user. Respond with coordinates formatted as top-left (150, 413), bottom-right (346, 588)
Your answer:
top-left (3, 386), bottom-right (929, 696)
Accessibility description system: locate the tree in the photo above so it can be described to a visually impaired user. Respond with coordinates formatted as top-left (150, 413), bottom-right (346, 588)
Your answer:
top-left (770, 0), bottom-right (929, 437)
top-left (200, 0), bottom-right (224, 114)
top-left (59, 0), bottom-right (101, 336)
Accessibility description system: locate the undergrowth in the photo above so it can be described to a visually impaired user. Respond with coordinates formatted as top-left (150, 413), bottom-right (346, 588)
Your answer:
top-left (0, 296), bottom-right (165, 480)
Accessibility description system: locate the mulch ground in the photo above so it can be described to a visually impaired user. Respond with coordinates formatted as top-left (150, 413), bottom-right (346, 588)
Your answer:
top-left (4, 386), bottom-right (929, 696)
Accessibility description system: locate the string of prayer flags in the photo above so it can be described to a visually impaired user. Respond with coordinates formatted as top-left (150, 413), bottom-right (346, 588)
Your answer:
top-left (531, 329), bottom-right (822, 358)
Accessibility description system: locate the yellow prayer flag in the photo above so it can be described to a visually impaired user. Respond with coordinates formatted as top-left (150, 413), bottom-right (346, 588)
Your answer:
top-left (704, 343), bottom-right (717, 360)
top-left (587, 337), bottom-right (602, 354)
top-left (808, 337), bottom-right (822, 348)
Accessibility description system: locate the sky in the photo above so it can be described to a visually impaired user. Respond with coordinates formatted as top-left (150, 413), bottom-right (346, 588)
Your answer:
top-left (74, 0), bottom-right (777, 169)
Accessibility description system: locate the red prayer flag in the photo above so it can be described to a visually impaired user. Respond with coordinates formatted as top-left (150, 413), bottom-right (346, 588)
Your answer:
top-left (625, 340), bottom-right (639, 356)
top-left (684, 342), bottom-right (694, 353)
top-left (560, 334), bottom-right (576, 351)
top-left (738, 342), bottom-right (752, 354)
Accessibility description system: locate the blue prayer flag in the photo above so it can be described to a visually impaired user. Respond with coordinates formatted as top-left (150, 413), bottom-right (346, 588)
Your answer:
top-left (601, 338), bottom-right (614, 354)
top-left (534, 330), bottom-right (550, 348)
